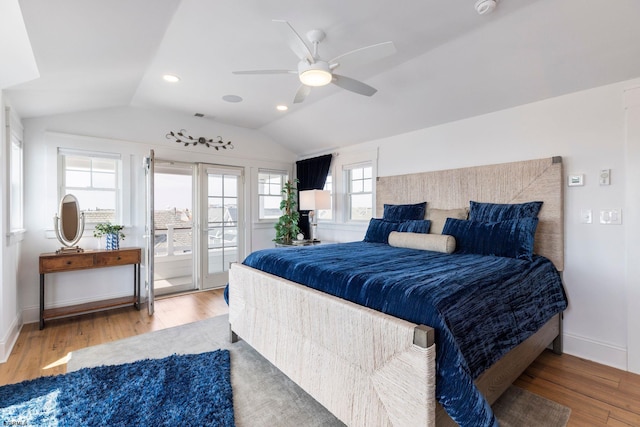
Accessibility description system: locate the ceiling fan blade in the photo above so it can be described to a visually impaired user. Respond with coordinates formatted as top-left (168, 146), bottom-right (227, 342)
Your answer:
top-left (272, 19), bottom-right (314, 63)
top-left (294, 85), bottom-right (311, 103)
top-left (232, 69), bottom-right (296, 75)
top-left (330, 41), bottom-right (396, 70)
top-left (332, 74), bottom-right (377, 97)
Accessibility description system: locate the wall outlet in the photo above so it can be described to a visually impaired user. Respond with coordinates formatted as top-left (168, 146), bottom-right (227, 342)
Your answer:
top-left (580, 209), bottom-right (592, 224)
top-left (600, 209), bottom-right (622, 225)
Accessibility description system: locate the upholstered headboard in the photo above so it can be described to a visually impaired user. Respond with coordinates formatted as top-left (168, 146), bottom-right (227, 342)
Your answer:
top-left (376, 157), bottom-right (564, 271)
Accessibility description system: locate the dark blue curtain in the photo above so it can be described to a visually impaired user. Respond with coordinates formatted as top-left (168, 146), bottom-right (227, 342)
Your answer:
top-left (296, 154), bottom-right (332, 239)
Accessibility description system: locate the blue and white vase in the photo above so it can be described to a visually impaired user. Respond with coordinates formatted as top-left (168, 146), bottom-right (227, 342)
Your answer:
top-left (106, 233), bottom-right (120, 250)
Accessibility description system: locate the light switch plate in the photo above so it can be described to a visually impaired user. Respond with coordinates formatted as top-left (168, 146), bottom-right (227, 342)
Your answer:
top-left (580, 209), bottom-right (592, 224)
top-left (599, 169), bottom-right (611, 185)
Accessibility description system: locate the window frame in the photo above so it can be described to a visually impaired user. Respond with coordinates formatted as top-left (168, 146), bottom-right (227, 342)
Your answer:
top-left (257, 169), bottom-right (289, 221)
top-left (344, 162), bottom-right (373, 222)
top-left (58, 148), bottom-right (123, 225)
top-left (6, 107), bottom-right (26, 241)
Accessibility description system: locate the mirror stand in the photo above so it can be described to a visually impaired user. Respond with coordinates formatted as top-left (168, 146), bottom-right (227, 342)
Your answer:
top-left (53, 194), bottom-right (86, 254)
top-left (54, 245), bottom-right (85, 255)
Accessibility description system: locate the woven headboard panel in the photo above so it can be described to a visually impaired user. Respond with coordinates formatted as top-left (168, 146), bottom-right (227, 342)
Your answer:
top-left (376, 157), bottom-right (564, 271)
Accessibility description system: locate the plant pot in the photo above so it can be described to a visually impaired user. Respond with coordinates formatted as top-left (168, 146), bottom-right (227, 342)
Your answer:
top-left (105, 233), bottom-right (120, 250)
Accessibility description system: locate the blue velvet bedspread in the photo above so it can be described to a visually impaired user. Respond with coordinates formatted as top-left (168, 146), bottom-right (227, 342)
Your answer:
top-left (241, 241), bottom-right (567, 426)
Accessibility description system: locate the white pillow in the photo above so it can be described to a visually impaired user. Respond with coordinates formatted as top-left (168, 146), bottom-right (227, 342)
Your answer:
top-left (388, 231), bottom-right (456, 254)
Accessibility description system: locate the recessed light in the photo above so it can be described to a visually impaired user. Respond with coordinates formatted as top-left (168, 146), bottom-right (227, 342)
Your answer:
top-left (276, 105), bottom-right (288, 111)
top-left (162, 74), bottom-right (181, 83)
top-left (475, 0), bottom-right (497, 15)
top-left (222, 95), bottom-right (243, 103)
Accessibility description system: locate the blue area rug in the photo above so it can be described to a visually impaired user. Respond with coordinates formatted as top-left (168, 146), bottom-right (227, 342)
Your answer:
top-left (0, 350), bottom-right (235, 427)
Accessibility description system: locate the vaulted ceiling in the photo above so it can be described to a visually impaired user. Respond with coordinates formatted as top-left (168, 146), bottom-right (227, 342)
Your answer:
top-left (5, 0), bottom-right (640, 155)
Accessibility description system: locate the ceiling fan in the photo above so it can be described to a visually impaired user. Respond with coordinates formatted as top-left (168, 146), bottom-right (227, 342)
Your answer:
top-left (233, 20), bottom-right (396, 104)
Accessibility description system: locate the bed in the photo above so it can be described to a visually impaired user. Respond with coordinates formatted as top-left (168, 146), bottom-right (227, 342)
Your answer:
top-left (228, 156), bottom-right (566, 426)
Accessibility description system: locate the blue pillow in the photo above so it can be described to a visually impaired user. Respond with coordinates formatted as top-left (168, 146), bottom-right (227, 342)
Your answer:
top-left (383, 202), bottom-right (426, 221)
top-left (469, 201), bottom-right (543, 222)
top-left (442, 217), bottom-right (539, 261)
top-left (397, 219), bottom-right (432, 234)
top-left (363, 219), bottom-right (401, 243)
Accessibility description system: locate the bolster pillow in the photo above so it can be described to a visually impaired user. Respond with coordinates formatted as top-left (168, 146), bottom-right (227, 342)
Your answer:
top-left (388, 231), bottom-right (456, 254)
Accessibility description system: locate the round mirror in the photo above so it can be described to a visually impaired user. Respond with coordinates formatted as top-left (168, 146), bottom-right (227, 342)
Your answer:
top-left (54, 194), bottom-right (85, 253)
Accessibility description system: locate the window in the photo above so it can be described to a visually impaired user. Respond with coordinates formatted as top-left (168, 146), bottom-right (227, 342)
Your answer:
top-left (258, 170), bottom-right (288, 220)
top-left (59, 149), bottom-right (121, 224)
top-left (346, 164), bottom-right (373, 221)
top-left (9, 123), bottom-right (24, 232)
top-left (317, 172), bottom-right (332, 221)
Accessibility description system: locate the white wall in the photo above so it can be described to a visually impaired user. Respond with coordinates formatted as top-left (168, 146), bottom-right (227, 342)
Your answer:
top-left (336, 77), bottom-right (640, 372)
top-left (19, 106), bottom-right (296, 325)
top-left (624, 87), bottom-right (640, 373)
top-left (0, 96), bottom-right (23, 363)
top-left (350, 80), bottom-right (640, 369)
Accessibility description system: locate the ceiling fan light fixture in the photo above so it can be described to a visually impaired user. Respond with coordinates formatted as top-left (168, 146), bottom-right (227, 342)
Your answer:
top-left (298, 61), bottom-right (332, 87)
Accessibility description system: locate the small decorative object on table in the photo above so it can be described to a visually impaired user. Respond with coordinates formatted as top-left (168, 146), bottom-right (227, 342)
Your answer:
top-left (93, 222), bottom-right (126, 250)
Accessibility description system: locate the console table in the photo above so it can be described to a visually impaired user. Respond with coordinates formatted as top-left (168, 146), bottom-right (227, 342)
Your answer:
top-left (39, 247), bottom-right (142, 329)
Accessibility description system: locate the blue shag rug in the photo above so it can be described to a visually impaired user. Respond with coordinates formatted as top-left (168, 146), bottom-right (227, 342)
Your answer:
top-left (0, 350), bottom-right (235, 427)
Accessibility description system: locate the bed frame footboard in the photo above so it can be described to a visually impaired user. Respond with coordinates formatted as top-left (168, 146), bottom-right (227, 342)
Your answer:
top-left (229, 263), bottom-right (436, 427)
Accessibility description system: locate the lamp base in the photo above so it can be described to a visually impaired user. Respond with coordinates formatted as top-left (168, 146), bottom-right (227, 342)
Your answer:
top-left (310, 223), bottom-right (318, 241)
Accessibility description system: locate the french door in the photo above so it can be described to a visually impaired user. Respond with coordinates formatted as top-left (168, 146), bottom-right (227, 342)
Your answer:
top-left (198, 165), bottom-right (243, 289)
top-left (143, 150), bottom-right (155, 315)
top-left (153, 161), bottom-right (196, 296)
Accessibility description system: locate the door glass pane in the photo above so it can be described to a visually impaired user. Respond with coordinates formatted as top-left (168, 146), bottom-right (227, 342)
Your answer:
top-left (208, 173), bottom-right (238, 276)
top-left (154, 167), bottom-right (195, 295)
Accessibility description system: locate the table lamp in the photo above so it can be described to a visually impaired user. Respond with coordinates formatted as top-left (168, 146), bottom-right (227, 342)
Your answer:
top-left (299, 190), bottom-right (331, 241)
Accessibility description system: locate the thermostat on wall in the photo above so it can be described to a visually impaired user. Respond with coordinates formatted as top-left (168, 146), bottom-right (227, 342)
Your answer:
top-left (568, 174), bottom-right (584, 186)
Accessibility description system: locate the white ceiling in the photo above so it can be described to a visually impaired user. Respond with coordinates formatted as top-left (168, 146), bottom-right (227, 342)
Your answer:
top-left (6, 0), bottom-right (640, 155)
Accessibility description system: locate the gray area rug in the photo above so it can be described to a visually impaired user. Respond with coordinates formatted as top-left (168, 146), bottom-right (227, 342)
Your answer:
top-left (69, 315), bottom-right (570, 426)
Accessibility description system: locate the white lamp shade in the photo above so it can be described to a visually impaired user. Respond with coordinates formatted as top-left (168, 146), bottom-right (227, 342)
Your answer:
top-left (299, 190), bottom-right (331, 211)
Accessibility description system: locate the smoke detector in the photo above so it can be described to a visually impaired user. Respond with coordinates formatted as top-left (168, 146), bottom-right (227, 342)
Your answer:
top-left (475, 0), bottom-right (497, 15)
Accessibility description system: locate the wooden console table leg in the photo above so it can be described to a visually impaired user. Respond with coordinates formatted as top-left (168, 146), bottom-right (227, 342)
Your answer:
top-left (134, 263), bottom-right (141, 310)
top-left (39, 273), bottom-right (45, 330)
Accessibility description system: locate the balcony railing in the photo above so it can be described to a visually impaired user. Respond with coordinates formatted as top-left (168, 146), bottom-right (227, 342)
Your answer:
top-left (154, 225), bottom-right (192, 256)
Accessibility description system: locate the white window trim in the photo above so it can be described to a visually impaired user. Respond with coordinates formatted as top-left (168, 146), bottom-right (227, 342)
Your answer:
top-left (58, 147), bottom-right (123, 225)
top-left (256, 168), bottom-right (289, 223)
top-left (302, 149), bottom-right (377, 226)
top-left (5, 107), bottom-right (26, 244)
top-left (343, 162), bottom-right (374, 222)
top-left (44, 132), bottom-right (132, 236)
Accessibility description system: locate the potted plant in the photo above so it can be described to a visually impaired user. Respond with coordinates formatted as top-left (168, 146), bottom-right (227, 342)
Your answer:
top-left (93, 222), bottom-right (125, 250)
top-left (274, 179), bottom-right (300, 245)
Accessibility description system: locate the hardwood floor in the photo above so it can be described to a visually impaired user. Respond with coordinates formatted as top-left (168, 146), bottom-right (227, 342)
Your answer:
top-left (0, 289), bottom-right (229, 387)
top-left (517, 351), bottom-right (640, 426)
top-left (1, 289), bottom-right (639, 426)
